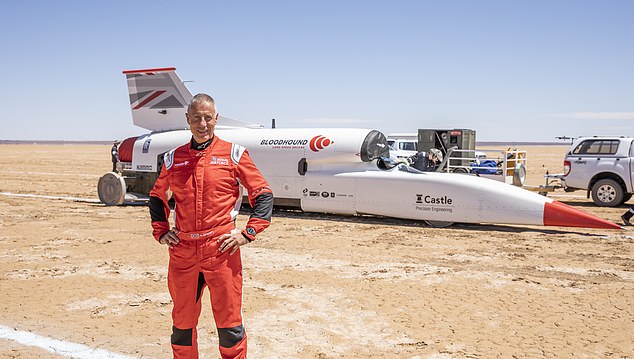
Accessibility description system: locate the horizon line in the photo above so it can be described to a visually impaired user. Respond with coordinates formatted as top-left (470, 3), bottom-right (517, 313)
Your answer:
top-left (0, 139), bottom-right (572, 146)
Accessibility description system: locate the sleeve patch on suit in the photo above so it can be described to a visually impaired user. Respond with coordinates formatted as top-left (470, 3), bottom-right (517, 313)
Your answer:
top-left (164, 149), bottom-right (176, 170)
top-left (230, 144), bottom-right (246, 164)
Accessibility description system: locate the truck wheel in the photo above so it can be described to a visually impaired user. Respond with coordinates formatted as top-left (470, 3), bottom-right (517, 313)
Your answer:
top-left (98, 172), bottom-right (126, 206)
top-left (591, 179), bottom-right (624, 207)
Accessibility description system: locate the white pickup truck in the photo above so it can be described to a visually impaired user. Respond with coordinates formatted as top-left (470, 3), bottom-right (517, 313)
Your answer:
top-left (561, 136), bottom-right (634, 206)
top-left (387, 138), bottom-right (418, 159)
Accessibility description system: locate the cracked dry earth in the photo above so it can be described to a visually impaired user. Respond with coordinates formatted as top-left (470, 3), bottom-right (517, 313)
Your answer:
top-left (0, 144), bottom-right (632, 358)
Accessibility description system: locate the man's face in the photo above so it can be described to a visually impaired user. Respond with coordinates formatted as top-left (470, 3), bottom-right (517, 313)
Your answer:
top-left (186, 101), bottom-right (217, 143)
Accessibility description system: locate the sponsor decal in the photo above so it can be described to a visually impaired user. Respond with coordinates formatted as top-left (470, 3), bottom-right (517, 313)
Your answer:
top-left (258, 135), bottom-right (334, 151)
top-left (304, 189), bottom-right (346, 198)
top-left (142, 138), bottom-right (152, 153)
top-left (309, 135), bottom-right (334, 152)
top-left (231, 143), bottom-right (246, 164)
top-left (164, 149), bottom-right (175, 170)
top-left (174, 161), bottom-right (189, 167)
top-left (136, 164), bottom-right (153, 171)
top-left (189, 229), bottom-right (215, 239)
top-left (246, 227), bottom-right (256, 236)
top-left (260, 139), bottom-right (308, 149)
top-left (416, 195), bottom-right (452, 205)
top-left (415, 194), bottom-right (455, 213)
top-left (252, 187), bottom-right (272, 197)
top-left (210, 156), bottom-right (229, 165)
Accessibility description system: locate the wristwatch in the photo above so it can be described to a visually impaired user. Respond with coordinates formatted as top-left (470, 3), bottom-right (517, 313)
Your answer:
top-left (242, 227), bottom-right (256, 242)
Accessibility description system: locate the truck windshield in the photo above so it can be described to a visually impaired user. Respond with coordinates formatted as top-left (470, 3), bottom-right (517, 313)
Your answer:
top-left (400, 142), bottom-right (417, 151)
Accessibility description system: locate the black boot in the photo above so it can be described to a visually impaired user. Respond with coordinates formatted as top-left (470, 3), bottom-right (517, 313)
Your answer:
top-left (622, 209), bottom-right (633, 226)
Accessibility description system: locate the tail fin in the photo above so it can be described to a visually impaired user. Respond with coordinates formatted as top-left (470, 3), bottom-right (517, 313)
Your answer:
top-left (123, 67), bottom-right (261, 132)
top-left (124, 67), bottom-right (192, 132)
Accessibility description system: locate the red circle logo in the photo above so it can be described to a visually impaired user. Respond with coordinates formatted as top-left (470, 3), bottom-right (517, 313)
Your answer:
top-left (309, 135), bottom-right (334, 152)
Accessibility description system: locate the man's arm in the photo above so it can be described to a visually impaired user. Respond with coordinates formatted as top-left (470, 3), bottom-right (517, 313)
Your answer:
top-left (218, 145), bottom-right (273, 255)
top-left (233, 146), bottom-right (273, 242)
top-left (149, 163), bottom-right (171, 242)
top-left (241, 191), bottom-right (274, 242)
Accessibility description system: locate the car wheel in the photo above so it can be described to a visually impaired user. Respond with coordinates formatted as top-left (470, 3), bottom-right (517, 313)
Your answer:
top-left (591, 179), bottom-right (624, 207)
top-left (512, 163), bottom-right (526, 187)
top-left (97, 172), bottom-right (126, 206)
top-left (425, 220), bottom-right (454, 228)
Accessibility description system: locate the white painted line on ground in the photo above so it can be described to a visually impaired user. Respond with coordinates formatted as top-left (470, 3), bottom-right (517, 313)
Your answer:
top-left (0, 324), bottom-right (135, 359)
top-left (0, 191), bottom-right (101, 203)
top-left (0, 170), bottom-right (100, 178)
top-left (548, 193), bottom-right (586, 199)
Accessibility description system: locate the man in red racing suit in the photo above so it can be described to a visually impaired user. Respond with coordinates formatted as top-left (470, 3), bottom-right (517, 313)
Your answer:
top-left (149, 93), bottom-right (273, 358)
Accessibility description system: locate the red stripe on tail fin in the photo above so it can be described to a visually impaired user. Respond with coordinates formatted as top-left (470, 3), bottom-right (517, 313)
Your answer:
top-left (133, 90), bottom-right (165, 110)
top-left (123, 67), bottom-right (176, 74)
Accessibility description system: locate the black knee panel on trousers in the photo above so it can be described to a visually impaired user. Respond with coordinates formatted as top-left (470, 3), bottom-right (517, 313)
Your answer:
top-left (171, 326), bottom-right (193, 346)
top-left (218, 324), bottom-right (244, 347)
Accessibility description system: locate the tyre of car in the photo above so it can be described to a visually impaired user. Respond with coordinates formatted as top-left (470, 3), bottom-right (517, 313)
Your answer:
top-left (512, 163), bottom-right (527, 187)
top-left (97, 172), bottom-right (126, 206)
top-left (591, 178), bottom-right (624, 207)
top-left (425, 220), bottom-right (454, 228)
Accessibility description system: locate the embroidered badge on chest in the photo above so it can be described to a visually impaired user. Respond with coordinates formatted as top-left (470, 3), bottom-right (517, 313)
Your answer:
top-left (210, 156), bottom-right (229, 165)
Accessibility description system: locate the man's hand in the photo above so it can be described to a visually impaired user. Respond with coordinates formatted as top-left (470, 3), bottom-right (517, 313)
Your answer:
top-left (159, 227), bottom-right (180, 249)
top-left (218, 230), bottom-right (249, 255)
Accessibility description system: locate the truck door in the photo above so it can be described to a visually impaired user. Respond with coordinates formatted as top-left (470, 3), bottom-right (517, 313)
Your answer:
top-left (629, 140), bottom-right (634, 191)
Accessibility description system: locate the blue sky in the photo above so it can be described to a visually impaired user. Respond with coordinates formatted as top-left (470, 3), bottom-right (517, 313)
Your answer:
top-left (1, 1), bottom-right (632, 142)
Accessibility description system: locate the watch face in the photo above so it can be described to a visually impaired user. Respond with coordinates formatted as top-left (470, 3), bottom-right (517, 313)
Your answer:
top-left (246, 227), bottom-right (256, 236)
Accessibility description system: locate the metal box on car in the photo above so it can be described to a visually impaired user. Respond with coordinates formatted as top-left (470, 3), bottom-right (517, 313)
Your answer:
top-left (418, 129), bottom-right (476, 166)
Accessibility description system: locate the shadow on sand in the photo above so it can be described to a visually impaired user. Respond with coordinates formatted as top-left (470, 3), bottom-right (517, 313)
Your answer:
top-left (266, 207), bottom-right (608, 237)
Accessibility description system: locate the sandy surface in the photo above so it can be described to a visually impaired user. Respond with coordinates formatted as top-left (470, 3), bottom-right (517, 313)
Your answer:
top-left (0, 144), bottom-right (632, 358)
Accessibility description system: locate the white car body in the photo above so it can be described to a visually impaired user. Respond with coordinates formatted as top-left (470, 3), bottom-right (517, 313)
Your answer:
top-left (562, 136), bottom-right (634, 206)
top-left (96, 67), bottom-right (620, 230)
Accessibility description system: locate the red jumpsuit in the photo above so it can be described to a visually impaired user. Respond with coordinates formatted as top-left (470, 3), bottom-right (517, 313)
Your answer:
top-left (149, 136), bottom-right (273, 359)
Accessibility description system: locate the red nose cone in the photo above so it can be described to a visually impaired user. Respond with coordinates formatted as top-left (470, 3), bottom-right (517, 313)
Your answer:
top-left (544, 201), bottom-right (622, 229)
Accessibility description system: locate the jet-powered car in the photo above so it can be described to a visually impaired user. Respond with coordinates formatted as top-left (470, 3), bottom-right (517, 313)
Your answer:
top-left (97, 67), bottom-right (620, 230)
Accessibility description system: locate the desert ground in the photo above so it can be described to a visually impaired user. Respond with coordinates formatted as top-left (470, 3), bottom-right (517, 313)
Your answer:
top-left (0, 144), bottom-right (632, 359)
